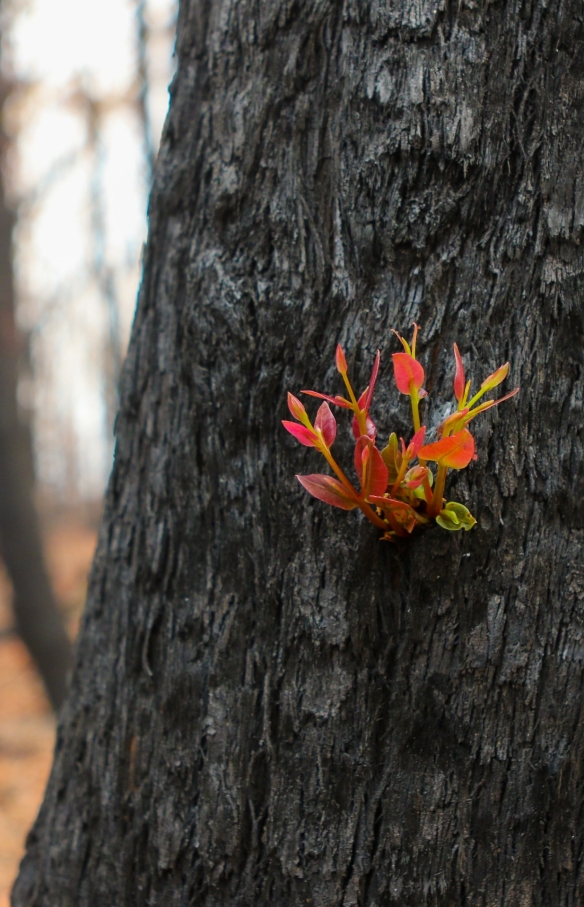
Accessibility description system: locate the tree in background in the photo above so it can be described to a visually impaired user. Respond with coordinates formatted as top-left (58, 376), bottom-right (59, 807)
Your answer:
top-left (4, 0), bottom-right (176, 506)
top-left (0, 102), bottom-right (72, 709)
top-left (13, 2), bottom-right (584, 904)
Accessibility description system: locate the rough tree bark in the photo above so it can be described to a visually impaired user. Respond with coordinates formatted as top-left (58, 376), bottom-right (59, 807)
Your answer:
top-left (13, 1), bottom-right (584, 904)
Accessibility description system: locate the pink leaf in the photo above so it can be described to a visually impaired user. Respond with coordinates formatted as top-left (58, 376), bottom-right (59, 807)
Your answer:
top-left (314, 402), bottom-right (337, 447)
top-left (392, 352), bottom-right (425, 395)
top-left (354, 437), bottom-right (388, 498)
top-left (282, 421), bottom-right (318, 447)
top-left (296, 474), bottom-right (357, 510)
top-left (453, 343), bottom-right (465, 402)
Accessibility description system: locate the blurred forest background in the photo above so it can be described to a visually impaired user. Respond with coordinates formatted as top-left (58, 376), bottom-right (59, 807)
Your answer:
top-left (0, 0), bottom-right (176, 901)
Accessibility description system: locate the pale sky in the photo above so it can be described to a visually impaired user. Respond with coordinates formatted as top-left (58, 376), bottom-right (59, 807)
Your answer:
top-left (4, 0), bottom-right (176, 500)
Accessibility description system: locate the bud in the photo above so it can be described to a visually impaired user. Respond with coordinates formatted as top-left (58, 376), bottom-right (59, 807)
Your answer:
top-left (453, 343), bottom-right (466, 402)
top-left (287, 392), bottom-right (307, 421)
top-left (480, 362), bottom-right (509, 392)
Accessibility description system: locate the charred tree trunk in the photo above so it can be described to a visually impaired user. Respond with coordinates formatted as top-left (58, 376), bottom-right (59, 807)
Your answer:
top-left (13, 2), bottom-right (584, 904)
top-left (0, 138), bottom-right (72, 711)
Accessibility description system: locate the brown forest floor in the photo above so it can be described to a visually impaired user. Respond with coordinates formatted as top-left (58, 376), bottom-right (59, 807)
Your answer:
top-left (0, 516), bottom-right (96, 907)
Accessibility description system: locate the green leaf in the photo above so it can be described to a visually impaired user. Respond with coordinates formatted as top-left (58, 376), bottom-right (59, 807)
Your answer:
top-left (380, 432), bottom-right (400, 482)
top-left (437, 501), bottom-right (477, 531)
top-left (436, 510), bottom-right (462, 531)
top-left (411, 467), bottom-right (433, 500)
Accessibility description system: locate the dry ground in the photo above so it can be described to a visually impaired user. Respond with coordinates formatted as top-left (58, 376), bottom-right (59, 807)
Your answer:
top-left (0, 518), bottom-right (96, 907)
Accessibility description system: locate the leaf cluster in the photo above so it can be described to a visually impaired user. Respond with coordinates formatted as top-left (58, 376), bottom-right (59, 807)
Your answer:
top-left (283, 325), bottom-right (519, 540)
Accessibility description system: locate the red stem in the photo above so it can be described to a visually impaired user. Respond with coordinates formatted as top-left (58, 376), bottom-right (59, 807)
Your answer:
top-left (428, 465), bottom-right (448, 518)
top-left (320, 445), bottom-right (387, 530)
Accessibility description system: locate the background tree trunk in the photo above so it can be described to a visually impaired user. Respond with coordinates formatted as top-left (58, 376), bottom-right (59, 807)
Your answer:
top-left (13, 1), bottom-right (584, 904)
top-left (0, 132), bottom-right (73, 712)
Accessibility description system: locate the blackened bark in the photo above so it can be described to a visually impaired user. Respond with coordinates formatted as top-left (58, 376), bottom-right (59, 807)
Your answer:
top-left (13, 1), bottom-right (584, 904)
top-left (0, 158), bottom-right (73, 711)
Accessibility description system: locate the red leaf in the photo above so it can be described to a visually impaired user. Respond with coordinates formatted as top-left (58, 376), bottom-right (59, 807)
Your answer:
top-left (392, 506), bottom-right (418, 533)
top-left (405, 466), bottom-right (428, 489)
top-left (418, 429), bottom-right (475, 469)
top-left (282, 421), bottom-right (318, 447)
top-left (314, 402), bottom-right (336, 447)
top-left (365, 350), bottom-right (381, 409)
top-left (369, 495), bottom-right (411, 510)
top-left (406, 426), bottom-right (426, 458)
top-left (355, 437), bottom-right (388, 498)
top-left (367, 444), bottom-right (389, 497)
top-left (392, 352), bottom-right (425, 395)
top-left (369, 496), bottom-right (417, 533)
top-left (354, 436), bottom-right (365, 476)
top-left (356, 388), bottom-right (367, 409)
top-left (453, 343), bottom-right (465, 402)
top-left (296, 474), bottom-right (357, 510)
top-left (336, 344), bottom-right (348, 374)
top-left (301, 390), bottom-right (352, 409)
top-left (351, 412), bottom-right (376, 440)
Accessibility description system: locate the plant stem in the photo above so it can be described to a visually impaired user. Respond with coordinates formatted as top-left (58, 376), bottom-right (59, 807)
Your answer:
top-left (409, 381), bottom-right (427, 466)
top-left (428, 465), bottom-right (448, 517)
top-left (422, 472), bottom-right (433, 505)
top-left (341, 371), bottom-right (368, 436)
top-left (358, 501), bottom-right (389, 530)
top-left (320, 446), bottom-right (386, 530)
top-left (391, 457), bottom-right (410, 497)
top-left (383, 509), bottom-right (407, 537)
top-left (320, 447), bottom-right (357, 499)
top-left (409, 384), bottom-right (421, 433)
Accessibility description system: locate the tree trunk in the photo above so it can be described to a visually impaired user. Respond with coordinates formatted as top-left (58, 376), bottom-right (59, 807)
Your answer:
top-left (13, 2), bottom-right (584, 904)
top-left (0, 141), bottom-right (73, 711)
